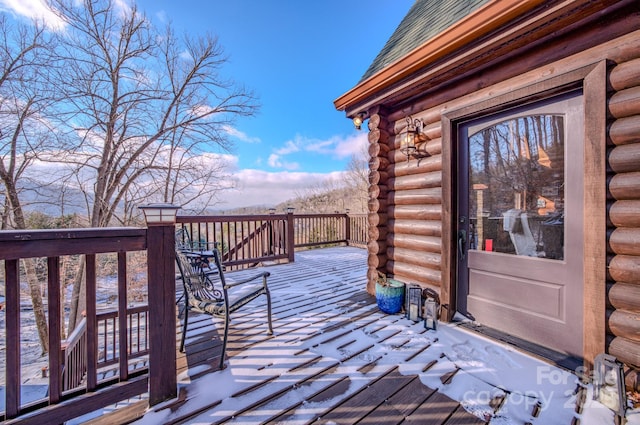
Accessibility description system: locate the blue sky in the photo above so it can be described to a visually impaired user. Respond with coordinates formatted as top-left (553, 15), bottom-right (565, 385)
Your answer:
top-left (0, 0), bottom-right (414, 209)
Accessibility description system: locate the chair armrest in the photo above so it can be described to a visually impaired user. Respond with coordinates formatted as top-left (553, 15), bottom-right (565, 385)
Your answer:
top-left (224, 271), bottom-right (270, 289)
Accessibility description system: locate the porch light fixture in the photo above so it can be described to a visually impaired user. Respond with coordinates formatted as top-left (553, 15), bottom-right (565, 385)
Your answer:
top-left (400, 115), bottom-right (429, 161)
top-left (352, 112), bottom-right (366, 130)
top-left (593, 353), bottom-right (627, 418)
top-left (286, 206), bottom-right (295, 214)
top-left (139, 203), bottom-right (180, 225)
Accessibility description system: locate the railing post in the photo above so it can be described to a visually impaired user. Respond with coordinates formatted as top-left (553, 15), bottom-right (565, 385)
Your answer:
top-left (140, 204), bottom-right (179, 406)
top-left (286, 207), bottom-right (295, 262)
top-left (5, 259), bottom-right (20, 418)
top-left (344, 213), bottom-right (351, 246)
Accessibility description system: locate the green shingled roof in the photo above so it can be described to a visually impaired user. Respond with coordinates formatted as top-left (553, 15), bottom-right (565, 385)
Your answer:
top-left (359, 0), bottom-right (491, 82)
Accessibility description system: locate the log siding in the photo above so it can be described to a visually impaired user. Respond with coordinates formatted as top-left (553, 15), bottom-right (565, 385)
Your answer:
top-left (607, 54), bottom-right (640, 389)
top-left (386, 114), bottom-right (443, 290)
top-left (366, 110), bottom-right (391, 294)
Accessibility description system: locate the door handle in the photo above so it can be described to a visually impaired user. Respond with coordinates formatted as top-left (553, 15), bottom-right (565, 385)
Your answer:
top-left (458, 229), bottom-right (467, 260)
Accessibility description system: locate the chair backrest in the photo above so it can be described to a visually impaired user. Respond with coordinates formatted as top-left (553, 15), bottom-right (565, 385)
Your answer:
top-left (176, 227), bottom-right (212, 251)
top-left (208, 248), bottom-right (228, 289)
top-left (175, 227), bottom-right (194, 251)
top-left (175, 249), bottom-right (223, 302)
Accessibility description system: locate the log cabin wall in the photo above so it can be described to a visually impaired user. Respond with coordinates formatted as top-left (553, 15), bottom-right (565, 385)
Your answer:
top-left (607, 56), bottom-right (640, 389)
top-left (363, 31), bottom-right (640, 386)
top-left (349, 0), bottom-right (640, 386)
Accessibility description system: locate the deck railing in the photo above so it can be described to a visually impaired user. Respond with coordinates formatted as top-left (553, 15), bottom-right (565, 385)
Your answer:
top-left (348, 213), bottom-right (368, 247)
top-left (177, 212), bottom-right (367, 270)
top-left (59, 307), bottom-right (150, 394)
top-left (0, 212), bottom-right (366, 423)
top-left (95, 306), bottom-right (150, 369)
top-left (0, 227), bottom-right (168, 425)
top-left (177, 214), bottom-right (291, 269)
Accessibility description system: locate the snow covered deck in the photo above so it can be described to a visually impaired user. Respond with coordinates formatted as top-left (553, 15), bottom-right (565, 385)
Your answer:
top-left (131, 246), bottom-right (623, 425)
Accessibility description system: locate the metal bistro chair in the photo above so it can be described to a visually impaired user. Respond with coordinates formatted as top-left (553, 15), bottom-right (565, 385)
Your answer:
top-left (175, 246), bottom-right (273, 369)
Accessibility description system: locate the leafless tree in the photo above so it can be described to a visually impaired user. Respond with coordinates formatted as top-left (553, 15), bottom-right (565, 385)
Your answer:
top-left (0, 14), bottom-right (61, 353)
top-left (344, 143), bottom-right (369, 213)
top-left (45, 0), bottom-right (258, 330)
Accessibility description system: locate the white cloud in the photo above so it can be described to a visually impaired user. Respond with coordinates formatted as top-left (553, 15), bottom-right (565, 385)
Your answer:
top-left (0, 0), bottom-right (141, 31)
top-left (267, 154), bottom-right (279, 167)
top-left (154, 9), bottom-right (167, 23)
top-left (332, 132), bottom-right (368, 159)
top-left (268, 153), bottom-right (299, 170)
top-left (274, 139), bottom-right (299, 155)
top-left (269, 132), bottom-right (368, 170)
top-left (223, 125), bottom-right (261, 144)
top-left (304, 133), bottom-right (367, 159)
top-left (220, 169), bottom-right (347, 209)
top-left (0, 0), bottom-right (66, 30)
top-left (305, 139), bottom-right (334, 154)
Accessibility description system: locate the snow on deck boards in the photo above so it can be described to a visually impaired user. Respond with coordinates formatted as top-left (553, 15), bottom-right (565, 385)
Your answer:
top-left (137, 246), bottom-right (592, 425)
top-left (160, 247), bottom-right (482, 424)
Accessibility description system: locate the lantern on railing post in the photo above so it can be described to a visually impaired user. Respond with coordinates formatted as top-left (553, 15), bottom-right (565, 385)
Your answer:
top-left (138, 203), bottom-right (180, 405)
top-left (593, 353), bottom-right (627, 419)
top-left (139, 203), bottom-right (179, 226)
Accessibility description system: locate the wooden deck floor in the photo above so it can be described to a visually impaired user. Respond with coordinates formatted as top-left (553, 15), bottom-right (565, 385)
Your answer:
top-left (145, 247), bottom-right (487, 425)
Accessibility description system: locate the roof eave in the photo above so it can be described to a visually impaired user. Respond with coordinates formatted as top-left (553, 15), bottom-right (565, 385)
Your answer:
top-left (333, 0), bottom-right (548, 115)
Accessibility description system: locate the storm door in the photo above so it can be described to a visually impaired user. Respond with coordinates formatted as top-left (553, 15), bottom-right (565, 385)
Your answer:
top-left (456, 92), bottom-right (584, 358)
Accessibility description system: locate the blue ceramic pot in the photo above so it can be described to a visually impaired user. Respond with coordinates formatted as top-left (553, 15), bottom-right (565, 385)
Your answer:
top-left (375, 279), bottom-right (405, 314)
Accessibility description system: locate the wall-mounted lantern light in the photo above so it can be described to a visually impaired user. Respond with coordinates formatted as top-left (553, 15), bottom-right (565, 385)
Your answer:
top-left (400, 115), bottom-right (429, 161)
top-left (353, 112), bottom-right (366, 130)
top-left (139, 203), bottom-right (180, 226)
top-left (593, 353), bottom-right (627, 418)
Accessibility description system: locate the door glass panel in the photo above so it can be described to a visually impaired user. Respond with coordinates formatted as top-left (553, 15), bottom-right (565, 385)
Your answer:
top-left (468, 115), bottom-right (565, 260)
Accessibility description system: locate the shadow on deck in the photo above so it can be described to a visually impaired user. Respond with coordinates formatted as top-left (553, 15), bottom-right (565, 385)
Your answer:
top-left (145, 247), bottom-right (486, 425)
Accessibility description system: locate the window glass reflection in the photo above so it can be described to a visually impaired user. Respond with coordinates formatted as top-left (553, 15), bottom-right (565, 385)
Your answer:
top-left (468, 115), bottom-right (565, 260)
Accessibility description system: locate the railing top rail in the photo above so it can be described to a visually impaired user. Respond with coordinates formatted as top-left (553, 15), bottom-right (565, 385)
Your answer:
top-left (0, 227), bottom-right (147, 260)
top-left (293, 213), bottom-right (347, 218)
top-left (64, 317), bottom-right (88, 345)
top-left (0, 227), bottom-right (145, 241)
top-left (177, 214), bottom-right (288, 223)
